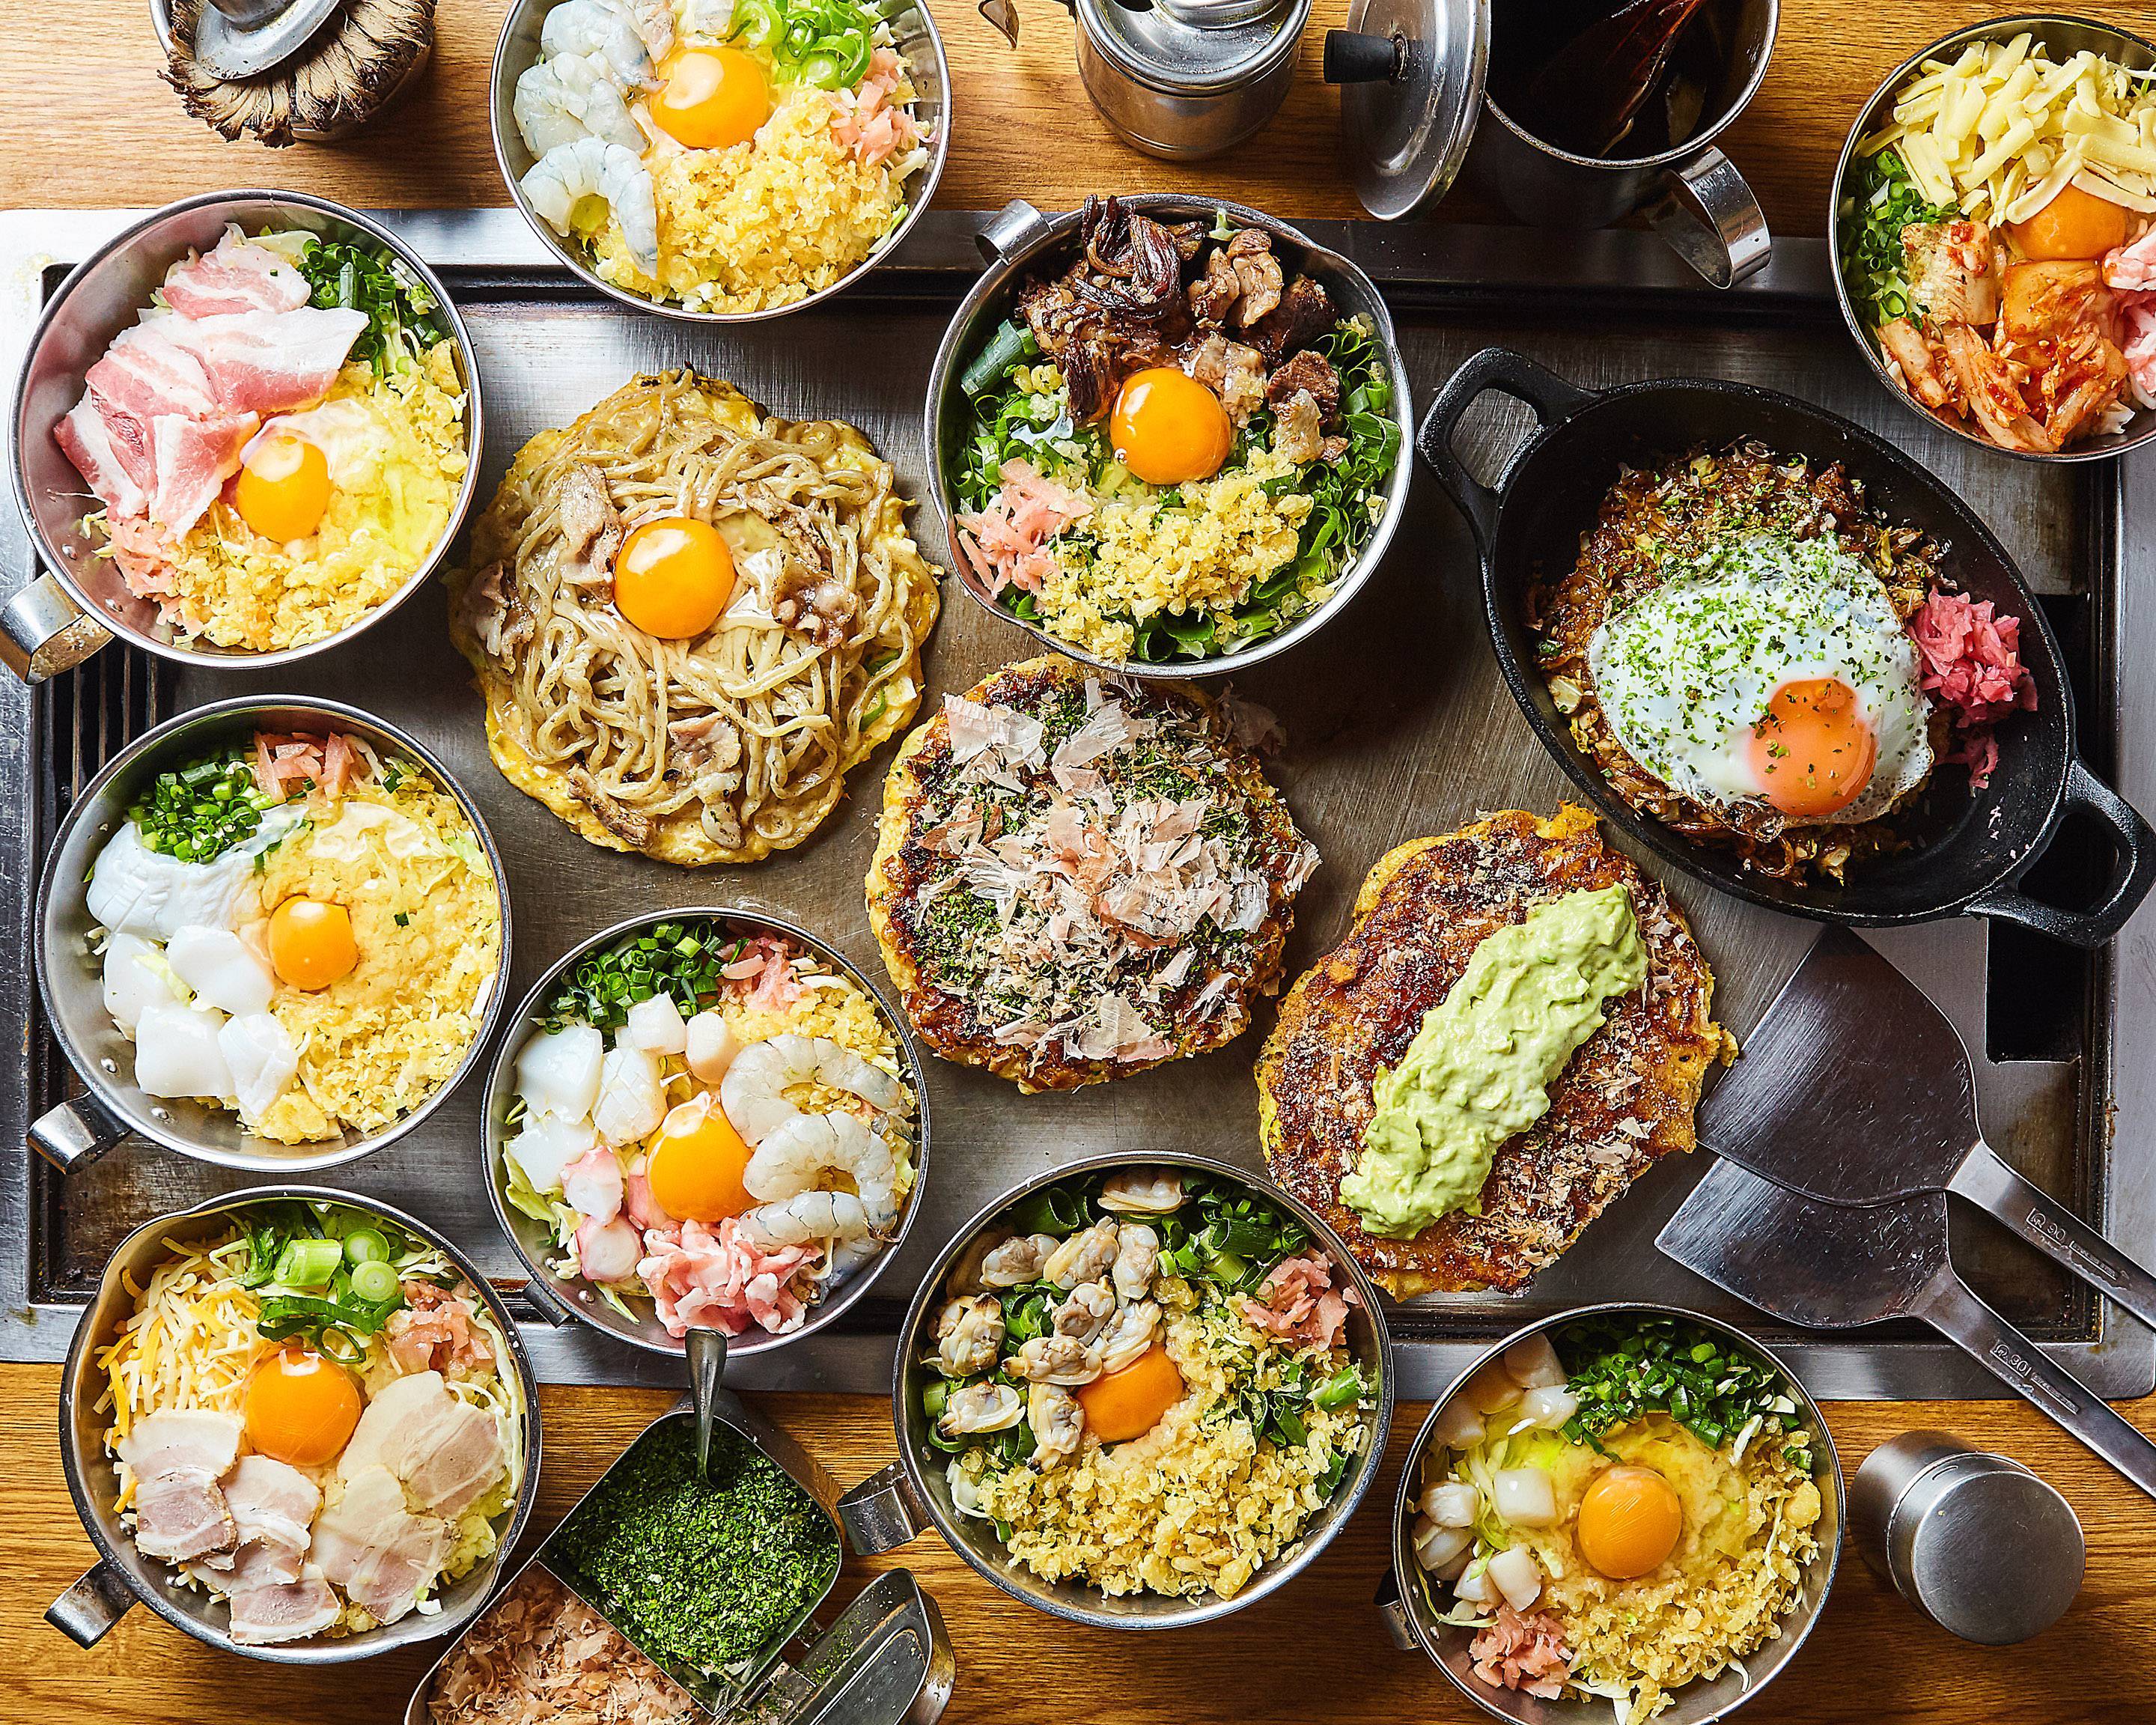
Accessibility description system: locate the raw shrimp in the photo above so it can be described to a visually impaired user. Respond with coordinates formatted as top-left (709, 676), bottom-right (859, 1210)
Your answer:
top-left (514, 52), bottom-right (645, 156)
top-left (719, 1032), bottom-right (906, 1146)
top-left (538, 0), bottom-right (671, 88)
top-left (735, 1188), bottom-right (878, 1255)
top-left (742, 1110), bottom-right (898, 1222)
top-left (520, 139), bottom-right (659, 276)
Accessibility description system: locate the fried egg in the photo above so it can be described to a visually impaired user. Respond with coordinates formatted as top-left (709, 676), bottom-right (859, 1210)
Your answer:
top-left (613, 515), bottom-right (736, 639)
top-left (651, 45), bottom-right (770, 150)
top-left (1109, 368), bottom-right (1231, 487)
top-left (1586, 535), bottom-right (1933, 826)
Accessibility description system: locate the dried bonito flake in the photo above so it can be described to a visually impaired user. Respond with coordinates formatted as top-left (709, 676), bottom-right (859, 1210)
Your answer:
top-left (427, 1566), bottom-right (694, 1725)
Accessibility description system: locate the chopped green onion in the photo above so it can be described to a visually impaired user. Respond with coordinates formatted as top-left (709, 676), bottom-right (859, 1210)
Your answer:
top-left (349, 1259), bottom-right (402, 1303)
top-left (272, 1237), bottom-right (344, 1289)
top-left (341, 1228), bottom-right (390, 1267)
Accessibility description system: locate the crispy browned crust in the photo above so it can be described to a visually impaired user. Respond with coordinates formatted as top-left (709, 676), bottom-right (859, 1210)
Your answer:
top-left (1256, 806), bottom-right (1732, 1297)
top-left (867, 655), bottom-right (1309, 1093)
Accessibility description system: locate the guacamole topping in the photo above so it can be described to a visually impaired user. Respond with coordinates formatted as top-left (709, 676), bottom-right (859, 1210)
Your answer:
top-left (1339, 883), bottom-right (1646, 1238)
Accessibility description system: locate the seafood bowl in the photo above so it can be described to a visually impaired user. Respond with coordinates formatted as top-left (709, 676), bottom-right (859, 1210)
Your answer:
top-left (1379, 1303), bottom-right (1844, 1725)
top-left (481, 906), bottom-right (934, 1359)
top-left (3, 189), bottom-right (483, 683)
top-left (1828, 13), bottom-right (2156, 464)
top-left (487, 0), bottom-right (951, 326)
top-left (838, 1150), bottom-right (1395, 1630)
top-left (47, 1185), bottom-right (543, 1663)
top-left (922, 195), bottom-right (1416, 680)
top-left (31, 695), bottom-right (514, 1178)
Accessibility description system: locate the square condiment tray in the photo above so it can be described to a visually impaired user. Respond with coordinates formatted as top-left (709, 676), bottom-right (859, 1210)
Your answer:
top-left (399, 1402), bottom-right (953, 1724)
top-left (4, 206), bottom-right (2154, 1399)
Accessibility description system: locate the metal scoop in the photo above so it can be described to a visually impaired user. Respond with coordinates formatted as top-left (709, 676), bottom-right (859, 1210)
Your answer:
top-left (192, 0), bottom-right (344, 79)
top-left (689, 1324), bottom-right (728, 1478)
top-left (1657, 1157), bottom-right (2156, 1500)
top-left (1696, 928), bottom-right (2156, 1335)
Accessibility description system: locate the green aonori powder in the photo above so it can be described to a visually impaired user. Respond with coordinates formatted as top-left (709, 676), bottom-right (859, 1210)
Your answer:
top-left (551, 1420), bottom-right (840, 1679)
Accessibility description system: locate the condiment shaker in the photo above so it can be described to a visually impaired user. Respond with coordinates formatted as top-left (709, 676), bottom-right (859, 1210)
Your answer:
top-left (1848, 1430), bottom-right (2084, 1646)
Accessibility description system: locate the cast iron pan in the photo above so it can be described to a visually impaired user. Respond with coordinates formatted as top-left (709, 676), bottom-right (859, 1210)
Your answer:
top-left (1416, 346), bottom-right (2156, 947)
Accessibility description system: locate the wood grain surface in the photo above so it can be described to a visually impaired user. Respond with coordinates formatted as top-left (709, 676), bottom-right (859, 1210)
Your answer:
top-left (9, 2), bottom-right (2156, 1722)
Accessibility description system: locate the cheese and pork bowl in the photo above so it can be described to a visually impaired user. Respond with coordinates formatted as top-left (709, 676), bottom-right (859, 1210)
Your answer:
top-left (53, 1186), bottom-right (541, 1663)
top-left (34, 698), bottom-right (512, 1173)
top-left (1387, 1304), bottom-right (1842, 1725)
top-left (850, 1150), bottom-right (1393, 1630)
top-left (12, 190), bottom-right (481, 670)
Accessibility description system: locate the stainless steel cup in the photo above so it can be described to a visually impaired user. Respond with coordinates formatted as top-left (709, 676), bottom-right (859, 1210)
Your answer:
top-left (48, 1185), bottom-right (544, 1660)
top-left (837, 1149), bottom-right (1395, 1630)
top-left (2, 190), bottom-right (483, 682)
top-left (1848, 1430), bottom-right (2084, 1646)
top-left (31, 695), bottom-right (516, 1177)
top-left (1462, 0), bottom-right (1777, 288)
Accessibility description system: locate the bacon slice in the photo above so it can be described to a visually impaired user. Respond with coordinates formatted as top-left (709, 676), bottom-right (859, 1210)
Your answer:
top-left (225, 1563), bottom-right (341, 1646)
top-left (157, 306), bottom-right (369, 416)
top-left (54, 394), bottom-right (147, 517)
top-left (150, 409), bottom-right (258, 535)
top-left (163, 228), bottom-right (313, 318)
top-left (312, 1465), bottom-right (447, 1626)
top-left (85, 322), bottom-right (221, 424)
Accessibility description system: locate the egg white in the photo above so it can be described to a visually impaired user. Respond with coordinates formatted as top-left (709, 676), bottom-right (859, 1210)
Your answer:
top-left (1586, 535), bottom-right (1933, 827)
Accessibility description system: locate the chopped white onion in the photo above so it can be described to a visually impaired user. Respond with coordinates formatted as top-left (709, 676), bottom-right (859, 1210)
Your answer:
top-left (1501, 1332), bottom-right (1568, 1390)
top-left (1493, 1467), bottom-right (1560, 1529)
top-left (1412, 1517), bottom-right (1474, 1573)
top-left (1453, 1563), bottom-right (1498, 1606)
top-left (1518, 1385), bottom-right (1580, 1431)
top-left (1487, 1545), bottom-right (1544, 1613)
top-left (1462, 1362), bottom-right (1523, 1415)
top-left (1430, 1396), bottom-right (1487, 1450)
top-left (1422, 1481), bottom-right (1482, 1527)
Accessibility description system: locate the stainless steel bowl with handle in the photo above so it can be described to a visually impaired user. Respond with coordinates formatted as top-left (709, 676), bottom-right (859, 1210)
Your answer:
top-left (923, 195), bottom-right (1416, 680)
top-left (31, 694), bottom-right (516, 1177)
top-left (1828, 13), bottom-right (2156, 464)
top-left (1378, 1302), bottom-right (1845, 1724)
top-left (838, 1149), bottom-right (1395, 1630)
top-left (489, 0), bottom-right (951, 325)
top-left (3, 189), bottom-right (484, 683)
top-left (481, 906), bottom-right (932, 1359)
top-left (48, 1184), bottom-right (545, 1662)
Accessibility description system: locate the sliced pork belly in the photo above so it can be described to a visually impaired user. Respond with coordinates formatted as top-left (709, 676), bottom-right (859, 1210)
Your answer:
top-left (85, 322), bottom-right (220, 423)
top-left (150, 409), bottom-right (258, 534)
top-left (313, 1465), bottom-right (447, 1626)
top-left (158, 306), bottom-right (368, 416)
top-left (54, 395), bottom-right (148, 517)
top-left (339, 1369), bottom-right (506, 1518)
top-left (116, 1408), bottom-right (243, 1479)
top-left (163, 229), bottom-right (312, 318)
top-left (226, 1563), bottom-right (341, 1646)
top-left (222, 1455), bottom-right (320, 1579)
top-left (116, 1410), bottom-right (246, 1564)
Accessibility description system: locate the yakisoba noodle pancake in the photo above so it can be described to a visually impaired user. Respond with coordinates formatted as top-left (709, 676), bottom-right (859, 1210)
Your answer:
top-left (448, 370), bottom-right (938, 865)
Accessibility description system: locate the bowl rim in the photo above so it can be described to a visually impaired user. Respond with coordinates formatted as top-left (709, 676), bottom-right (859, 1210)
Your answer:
top-left (486, 0), bottom-right (953, 326)
top-left (1387, 1300), bottom-right (1847, 1725)
top-left (1824, 10), bottom-right (2156, 465)
top-left (57, 1182), bottom-right (546, 1665)
top-left (877, 1146), bottom-right (1398, 1630)
top-left (32, 692), bottom-right (517, 1172)
top-left (920, 192), bottom-right (1418, 680)
top-left (478, 903), bottom-right (934, 1358)
top-left (7, 187), bottom-right (487, 666)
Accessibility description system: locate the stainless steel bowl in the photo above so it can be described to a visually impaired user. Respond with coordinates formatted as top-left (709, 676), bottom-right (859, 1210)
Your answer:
top-left (47, 1185), bottom-right (545, 1661)
top-left (1828, 13), bottom-right (2156, 464)
top-left (31, 695), bottom-right (516, 1177)
top-left (482, 907), bottom-right (932, 1358)
top-left (2, 189), bottom-right (484, 682)
top-left (838, 1149), bottom-right (1396, 1629)
top-left (1380, 1303), bottom-right (1845, 1724)
top-left (923, 195), bottom-right (1416, 680)
top-left (488, 0), bottom-right (951, 325)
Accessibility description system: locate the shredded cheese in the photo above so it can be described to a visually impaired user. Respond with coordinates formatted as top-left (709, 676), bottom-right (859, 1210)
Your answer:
top-left (1860, 33), bottom-right (2156, 223)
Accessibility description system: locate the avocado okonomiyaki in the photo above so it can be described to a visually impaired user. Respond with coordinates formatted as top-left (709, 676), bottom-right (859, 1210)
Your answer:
top-left (868, 657), bottom-right (1318, 1092)
top-left (1258, 807), bottom-right (1731, 1297)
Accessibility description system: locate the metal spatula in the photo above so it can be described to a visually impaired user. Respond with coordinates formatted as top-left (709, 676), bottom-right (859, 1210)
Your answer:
top-left (1657, 1157), bottom-right (2156, 1497)
top-left (1698, 928), bottom-right (2156, 1333)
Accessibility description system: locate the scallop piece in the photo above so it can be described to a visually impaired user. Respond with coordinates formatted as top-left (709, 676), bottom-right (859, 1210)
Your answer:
top-left (621, 993), bottom-right (688, 1054)
top-left (684, 1010), bottom-right (739, 1083)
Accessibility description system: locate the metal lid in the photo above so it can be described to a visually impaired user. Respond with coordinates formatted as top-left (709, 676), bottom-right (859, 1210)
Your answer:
top-left (1325, 0), bottom-right (1487, 221)
top-left (1077, 0), bottom-right (1306, 93)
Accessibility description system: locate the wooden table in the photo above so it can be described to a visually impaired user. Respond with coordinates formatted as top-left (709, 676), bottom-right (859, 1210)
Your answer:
top-left (7, 1), bottom-right (2156, 1721)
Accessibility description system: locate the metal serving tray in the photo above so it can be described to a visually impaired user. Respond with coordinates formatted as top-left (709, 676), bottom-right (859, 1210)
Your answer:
top-left (4, 207), bottom-right (2153, 1400)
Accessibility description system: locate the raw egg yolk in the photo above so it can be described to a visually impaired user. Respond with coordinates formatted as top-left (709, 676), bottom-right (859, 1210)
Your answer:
top-left (234, 433), bottom-right (331, 542)
top-left (243, 1345), bottom-right (362, 1467)
top-left (1109, 368), bottom-right (1232, 486)
top-left (2009, 183), bottom-right (2132, 261)
top-left (645, 1095), bottom-right (755, 1223)
top-left (1747, 677), bottom-right (1877, 818)
top-left (653, 46), bottom-right (770, 150)
top-left (267, 897), bottom-right (358, 991)
top-left (1577, 1464), bottom-right (1684, 1579)
top-left (1075, 1340), bottom-right (1184, 1443)
top-left (613, 517), bottom-right (736, 640)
